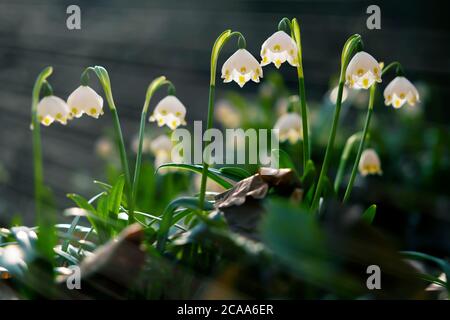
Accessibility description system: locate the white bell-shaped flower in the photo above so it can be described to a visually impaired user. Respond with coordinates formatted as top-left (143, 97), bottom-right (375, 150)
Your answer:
top-left (131, 134), bottom-right (152, 154)
top-left (359, 149), bottom-right (382, 176)
top-left (274, 113), bottom-right (303, 144)
top-left (150, 135), bottom-right (174, 172)
top-left (37, 96), bottom-right (71, 126)
top-left (345, 51), bottom-right (382, 90)
top-left (221, 49), bottom-right (263, 87)
top-left (215, 100), bottom-right (241, 128)
top-left (383, 76), bottom-right (420, 109)
top-left (329, 86), bottom-right (349, 104)
top-left (260, 31), bottom-right (298, 69)
top-left (95, 137), bottom-right (114, 159)
top-left (67, 86), bottom-right (104, 119)
top-left (149, 135), bottom-right (172, 156)
top-left (149, 96), bottom-right (186, 130)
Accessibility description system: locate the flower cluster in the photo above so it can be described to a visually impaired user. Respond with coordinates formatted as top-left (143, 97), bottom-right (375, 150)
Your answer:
top-left (38, 85), bottom-right (188, 132)
top-left (37, 85), bottom-right (104, 126)
top-left (220, 30), bottom-right (300, 88)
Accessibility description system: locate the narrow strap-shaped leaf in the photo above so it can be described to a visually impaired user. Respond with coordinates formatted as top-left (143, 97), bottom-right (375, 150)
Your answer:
top-left (157, 163), bottom-right (234, 189)
top-left (156, 197), bottom-right (214, 252)
top-left (362, 204), bottom-right (377, 224)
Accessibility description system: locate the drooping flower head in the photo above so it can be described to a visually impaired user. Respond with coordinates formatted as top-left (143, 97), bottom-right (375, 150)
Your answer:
top-left (149, 134), bottom-right (174, 171)
top-left (149, 96), bottom-right (186, 130)
top-left (67, 85), bottom-right (104, 118)
top-left (215, 100), bottom-right (241, 128)
top-left (346, 51), bottom-right (382, 89)
top-left (37, 96), bottom-right (71, 126)
top-left (359, 148), bottom-right (382, 176)
top-left (329, 86), bottom-right (349, 104)
top-left (95, 137), bottom-right (114, 159)
top-left (383, 76), bottom-right (420, 108)
top-left (221, 49), bottom-right (263, 87)
top-left (274, 112), bottom-right (303, 144)
top-left (260, 31), bottom-right (298, 69)
top-left (131, 134), bottom-right (152, 154)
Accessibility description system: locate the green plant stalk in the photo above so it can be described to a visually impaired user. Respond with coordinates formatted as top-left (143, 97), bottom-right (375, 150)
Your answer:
top-left (199, 30), bottom-right (244, 210)
top-left (343, 84), bottom-right (376, 203)
top-left (333, 131), bottom-right (363, 193)
top-left (341, 62), bottom-right (402, 202)
top-left (310, 34), bottom-right (361, 213)
top-left (291, 18), bottom-right (310, 171)
top-left (198, 85), bottom-right (215, 210)
top-left (87, 66), bottom-right (133, 222)
top-left (310, 81), bottom-right (344, 212)
top-left (381, 61), bottom-right (403, 77)
top-left (110, 108), bottom-right (133, 221)
top-left (131, 76), bottom-right (171, 217)
top-left (31, 66), bottom-right (56, 263)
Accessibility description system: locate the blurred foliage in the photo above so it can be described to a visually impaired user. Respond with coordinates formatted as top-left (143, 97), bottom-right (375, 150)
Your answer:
top-left (1, 71), bottom-right (448, 300)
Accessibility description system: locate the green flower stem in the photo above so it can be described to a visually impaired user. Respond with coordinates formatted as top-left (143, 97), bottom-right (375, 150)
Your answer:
top-left (310, 34), bottom-right (362, 213)
top-left (291, 18), bottom-right (310, 171)
top-left (341, 61), bottom-right (402, 203)
top-left (84, 66), bottom-right (133, 222)
top-left (381, 61), bottom-right (403, 77)
top-left (310, 80), bottom-right (345, 212)
top-left (132, 76), bottom-right (172, 217)
top-left (198, 85), bottom-right (215, 210)
top-left (199, 30), bottom-right (244, 210)
top-left (343, 84), bottom-right (376, 203)
top-left (333, 131), bottom-right (363, 193)
top-left (31, 66), bottom-right (54, 261)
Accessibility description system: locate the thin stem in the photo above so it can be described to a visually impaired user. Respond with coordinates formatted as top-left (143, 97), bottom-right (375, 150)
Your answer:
top-left (381, 61), bottom-right (403, 77)
top-left (131, 76), bottom-right (172, 217)
top-left (110, 108), bottom-right (133, 218)
top-left (333, 131), bottom-right (363, 193)
top-left (298, 77), bottom-right (309, 170)
top-left (199, 29), bottom-right (241, 210)
top-left (131, 112), bottom-right (147, 214)
top-left (310, 34), bottom-right (362, 213)
top-left (310, 81), bottom-right (345, 212)
top-left (291, 18), bottom-right (310, 171)
top-left (199, 85), bottom-right (215, 209)
top-left (31, 66), bottom-right (55, 262)
top-left (343, 84), bottom-right (376, 203)
top-left (86, 66), bottom-right (133, 222)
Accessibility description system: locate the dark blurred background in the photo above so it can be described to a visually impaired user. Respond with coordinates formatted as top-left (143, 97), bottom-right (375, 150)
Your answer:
top-left (0, 0), bottom-right (448, 227)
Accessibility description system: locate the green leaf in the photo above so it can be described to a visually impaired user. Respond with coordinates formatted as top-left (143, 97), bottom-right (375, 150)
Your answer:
top-left (218, 167), bottom-right (251, 180)
top-left (67, 193), bottom-right (96, 213)
top-left (67, 193), bottom-right (112, 243)
top-left (157, 163), bottom-right (234, 189)
top-left (156, 197), bottom-right (214, 252)
top-left (271, 149), bottom-right (297, 173)
top-left (322, 175), bottom-right (336, 199)
top-left (401, 251), bottom-right (450, 289)
top-left (61, 216), bottom-right (80, 252)
top-left (93, 180), bottom-right (112, 191)
top-left (54, 247), bottom-right (78, 265)
top-left (261, 199), bottom-right (340, 289)
top-left (301, 160), bottom-right (316, 191)
top-left (108, 175), bottom-right (125, 216)
top-left (362, 204), bottom-right (377, 224)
